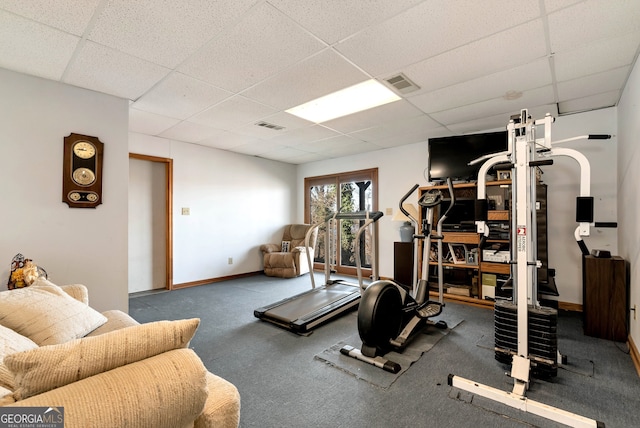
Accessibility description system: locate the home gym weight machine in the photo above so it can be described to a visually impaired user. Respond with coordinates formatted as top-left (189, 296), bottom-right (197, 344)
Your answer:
top-left (340, 181), bottom-right (453, 373)
top-left (448, 109), bottom-right (610, 427)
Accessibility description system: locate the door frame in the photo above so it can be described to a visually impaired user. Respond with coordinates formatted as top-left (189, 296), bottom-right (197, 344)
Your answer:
top-left (129, 153), bottom-right (174, 290)
top-left (304, 168), bottom-right (378, 276)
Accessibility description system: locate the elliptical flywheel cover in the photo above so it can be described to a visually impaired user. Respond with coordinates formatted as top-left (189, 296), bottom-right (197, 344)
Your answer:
top-left (358, 280), bottom-right (403, 350)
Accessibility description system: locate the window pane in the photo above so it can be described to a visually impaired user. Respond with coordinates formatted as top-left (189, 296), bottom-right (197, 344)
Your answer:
top-left (339, 180), bottom-right (372, 268)
top-left (309, 184), bottom-right (336, 264)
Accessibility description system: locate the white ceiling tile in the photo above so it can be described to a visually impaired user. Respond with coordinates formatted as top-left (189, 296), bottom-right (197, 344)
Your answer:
top-left (87, 0), bottom-right (256, 68)
top-left (557, 67), bottom-right (629, 101)
top-left (188, 95), bottom-right (278, 130)
top-left (548, 0), bottom-right (640, 53)
top-left (131, 72), bottom-right (232, 119)
top-left (268, 0), bottom-right (424, 44)
top-left (258, 146), bottom-right (314, 162)
top-left (179, 2), bottom-right (325, 92)
top-left (129, 108), bottom-right (180, 135)
top-left (322, 99), bottom-right (424, 134)
top-left (231, 140), bottom-right (288, 156)
top-left (233, 122), bottom-right (291, 139)
top-left (278, 151), bottom-right (327, 164)
top-left (554, 32), bottom-right (640, 82)
top-left (410, 59), bottom-right (553, 114)
top-left (559, 90), bottom-right (620, 114)
top-left (232, 111), bottom-right (314, 139)
top-left (543, 0), bottom-right (584, 14)
top-left (372, 131), bottom-right (431, 148)
top-left (2, 0), bottom-right (638, 165)
top-left (240, 49), bottom-right (369, 110)
top-left (335, 0), bottom-right (540, 76)
top-left (323, 140), bottom-right (382, 158)
top-left (158, 121), bottom-right (225, 143)
top-left (401, 19), bottom-right (547, 94)
top-left (0, 0), bottom-right (101, 35)
top-left (64, 41), bottom-right (170, 100)
top-left (197, 131), bottom-right (264, 150)
top-left (294, 135), bottom-right (363, 153)
top-left (0, 11), bottom-right (79, 80)
top-left (269, 124), bottom-right (341, 146)
top-left (429, 86), bottom-right (555, 125)
top-left (349, 114), bottom-right (443, 143)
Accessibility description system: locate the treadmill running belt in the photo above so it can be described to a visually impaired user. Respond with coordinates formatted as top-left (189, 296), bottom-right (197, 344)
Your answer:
top-left (265, 283), bottom-right (359, 323)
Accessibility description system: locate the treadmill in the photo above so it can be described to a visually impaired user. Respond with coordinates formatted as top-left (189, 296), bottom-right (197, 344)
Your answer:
top-left (254, 211), bottom-right (383, 334)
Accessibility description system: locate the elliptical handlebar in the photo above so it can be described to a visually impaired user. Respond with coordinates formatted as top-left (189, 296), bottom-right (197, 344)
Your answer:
top-left (438, 178), bottom-right (456, 228)
top-left (399, 184), bottom-right (420, 224)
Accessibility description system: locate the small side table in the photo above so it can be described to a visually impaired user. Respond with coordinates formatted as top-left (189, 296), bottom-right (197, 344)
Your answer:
top-left (583, 255), bottom-right (628, 341)
top-left (394, 242), bottom-right (413, 288)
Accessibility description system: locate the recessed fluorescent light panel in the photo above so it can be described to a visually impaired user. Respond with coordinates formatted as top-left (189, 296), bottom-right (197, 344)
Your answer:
top-left (286, 79), bottom-right (401, 123)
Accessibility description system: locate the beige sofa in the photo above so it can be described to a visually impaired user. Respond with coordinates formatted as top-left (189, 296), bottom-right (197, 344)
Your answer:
top-left (0, 279), bottom-right (240, 428)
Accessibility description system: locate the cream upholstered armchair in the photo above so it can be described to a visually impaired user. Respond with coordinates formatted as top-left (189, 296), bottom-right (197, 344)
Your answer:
top-left (260, 224), bottom-right (318, 278)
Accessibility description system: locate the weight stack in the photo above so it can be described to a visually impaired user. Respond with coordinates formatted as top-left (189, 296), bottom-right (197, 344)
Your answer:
top-left (494, 300), bottom-right (558, 378)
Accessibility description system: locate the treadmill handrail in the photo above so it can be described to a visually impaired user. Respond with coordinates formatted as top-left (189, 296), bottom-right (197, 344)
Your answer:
top-left (305, 224), bottom-right (321, 289)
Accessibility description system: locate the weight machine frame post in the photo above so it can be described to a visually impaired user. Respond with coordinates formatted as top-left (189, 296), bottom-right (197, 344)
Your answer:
top-left (449, 110), bottom-right (605, 428)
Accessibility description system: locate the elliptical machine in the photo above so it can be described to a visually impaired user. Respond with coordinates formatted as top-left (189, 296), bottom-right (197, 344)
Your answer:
top-left (341, 179), bottom-right (455, 373)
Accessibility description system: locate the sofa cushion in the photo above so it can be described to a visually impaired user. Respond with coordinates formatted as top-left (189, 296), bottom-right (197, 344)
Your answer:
top-left (11, 348), bottom-right (208, 428)
top-left (84, 310), bottom-right (140, 337)
top-left (5, 318), bottom-right (200, 400)
top-left (0, 280), bottom-right (107, 346)
top-left (0, 325), bottom-right (38, 391)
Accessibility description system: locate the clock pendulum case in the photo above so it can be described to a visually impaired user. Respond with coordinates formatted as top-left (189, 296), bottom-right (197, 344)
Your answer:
top-left (62, 133), bottom-right (104, 208)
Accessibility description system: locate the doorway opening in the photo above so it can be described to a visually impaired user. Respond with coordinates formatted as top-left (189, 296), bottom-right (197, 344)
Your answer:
top-left (128, 153), bottom-right (173, 292)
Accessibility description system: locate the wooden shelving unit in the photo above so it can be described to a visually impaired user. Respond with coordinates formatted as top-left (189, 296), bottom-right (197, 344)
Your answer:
top-left (420, 180), bottom-right (512, 305)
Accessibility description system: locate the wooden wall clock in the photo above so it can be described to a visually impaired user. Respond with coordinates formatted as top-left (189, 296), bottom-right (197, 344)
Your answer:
top-left (62, 133), bottom-right (104, 208)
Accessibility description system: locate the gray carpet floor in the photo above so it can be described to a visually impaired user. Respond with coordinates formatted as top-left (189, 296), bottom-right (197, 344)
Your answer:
top-left (129, 273), bottom-right (640, 428)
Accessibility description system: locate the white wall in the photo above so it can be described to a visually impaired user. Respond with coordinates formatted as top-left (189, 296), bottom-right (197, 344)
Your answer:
top-left (617, 57), bottom-right (640, 349)
top-left (297, 108), bottom-right (618, 305)
top-left (0, 68), bottom-right (129, 312)
top-left (129, 133), bottom-right (298, 285)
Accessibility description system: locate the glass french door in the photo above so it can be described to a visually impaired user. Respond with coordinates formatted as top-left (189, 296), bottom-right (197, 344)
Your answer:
top-left (305, 168), bottom-right (378, 276)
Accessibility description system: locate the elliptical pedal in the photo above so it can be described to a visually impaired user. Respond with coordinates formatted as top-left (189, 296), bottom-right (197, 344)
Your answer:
top-left (417, 301), bottom-right (443, 318)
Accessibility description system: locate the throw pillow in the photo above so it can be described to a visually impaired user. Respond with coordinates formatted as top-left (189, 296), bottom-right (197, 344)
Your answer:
top-left (0, 325), bottom-right (38, 391)
top-left (281, 240), bottom-right (291, 252)
top-left (0, 280), bottom-right (107, 346)
top-left (0, 325), bottom-right (38, 359)
top-left (5, 318), bottom-right (200, 400)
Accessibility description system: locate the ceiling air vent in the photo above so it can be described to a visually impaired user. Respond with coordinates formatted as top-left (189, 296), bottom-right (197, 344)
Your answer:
top-left (255, 121), bottom-right (285, 131)
top-left (383, 73), bottom-right (420, 94)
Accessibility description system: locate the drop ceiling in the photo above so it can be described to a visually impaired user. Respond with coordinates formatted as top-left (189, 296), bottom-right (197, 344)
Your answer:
top-left (1, 0), bottom-right (639, 164)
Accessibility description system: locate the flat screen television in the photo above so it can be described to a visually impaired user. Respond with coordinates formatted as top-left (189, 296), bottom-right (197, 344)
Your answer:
top-left (428, 131), bottom-right (508, 182)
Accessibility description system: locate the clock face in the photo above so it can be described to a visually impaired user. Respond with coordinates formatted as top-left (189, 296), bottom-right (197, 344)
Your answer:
top-left (72, 167), bottom-right (96, 186)
top-left (73, 141), bottom-right (96, 159)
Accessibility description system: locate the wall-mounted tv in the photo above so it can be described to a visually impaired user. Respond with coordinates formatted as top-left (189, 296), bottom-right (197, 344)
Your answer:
top-left (428, 131), bottom-right (508, 183)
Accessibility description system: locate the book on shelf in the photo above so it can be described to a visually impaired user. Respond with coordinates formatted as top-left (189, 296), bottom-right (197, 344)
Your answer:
top-left (446, 284), bottom-right (471, 296)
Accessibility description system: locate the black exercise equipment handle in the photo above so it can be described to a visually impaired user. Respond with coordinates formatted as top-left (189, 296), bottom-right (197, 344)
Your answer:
top-left (399, 184), bottom-right (419, 219)
top-left (588, 134), bottom-right (611, 139)
top-left (440, 178), bottom-right (455, 220)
